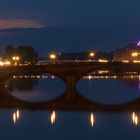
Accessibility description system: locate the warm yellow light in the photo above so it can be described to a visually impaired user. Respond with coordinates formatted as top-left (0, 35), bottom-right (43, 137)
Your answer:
top-left (133, 60), bottom-right (140, 63)
top-left (90, 112), bottom-right (95, 127)
top-left (98, 59), bottom-right (108, 63)
top-left (88, 75), bottom-right (92, 80)
top-left (49, 53), bottom-right (57, 60)
top-left (98, 70), bottom-right (109, 74)
top-left (50, 111), bottom-right (56, 125)
top-left (12, 109), bottom-right (20, 124)
top-left (16, 56), bottom-right (20, 60)
top-left (122, 60), bottom-right (129, 63)
top-left (16, 110), bottom-right (20, 119)
top-left (4, 61), bottom-right (11, 66)
top-left (132, 52), bottom-right (138, 57)
top-left (13, 113), bottom-right (16, 124)
top-left (89, 52), bottom-right (95, 57)
top-left (0, 61), bottom-right (4, 66)
top-left (12, 56), bottom-right (20, 61)
top-left (12, 57), bottom-right (16, 60)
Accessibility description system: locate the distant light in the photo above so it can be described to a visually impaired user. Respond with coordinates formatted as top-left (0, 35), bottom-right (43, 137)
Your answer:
top-left (0, 61), bottom-right (4, 66)
top-left (133, 60), bottom-right (140, 63)
top-left (98, 59), bottom-right (108, 63)
top-left (49, 53), bottom-right (57, 60)
top-left (89, 52), bottom-right (95, 57)
top-left (122, 60), bottom-right (129, 63)
top-left (12, 56), bottom-right (20, 61)
top-left (132, 52), bottom-right (138, 57)
top-left (4, 61), bottom-right (11, 66)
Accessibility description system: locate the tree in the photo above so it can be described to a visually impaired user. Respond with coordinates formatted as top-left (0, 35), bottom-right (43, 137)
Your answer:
top-left (4, 45), bottom-right (38, 64)
top-left (4, 45), bottom-right (14, 57)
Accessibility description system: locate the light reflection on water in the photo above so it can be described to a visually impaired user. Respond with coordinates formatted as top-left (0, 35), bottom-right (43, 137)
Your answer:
top-left (132, 112), bottom-right (139, 126)
top-left (90, 112), bottom-right (95, 127)
top-left (9, 110), bottom-right (140, 127)
top-left (0, 109), bottom-right (140, 139)
top-left (50, 111), bottom-right (56, 125)
top-left (12, 109), bottom-right (20, 124)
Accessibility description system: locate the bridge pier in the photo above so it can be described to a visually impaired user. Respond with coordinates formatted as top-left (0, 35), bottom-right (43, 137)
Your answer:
top-left (65, 74), bottom-right (77, 101)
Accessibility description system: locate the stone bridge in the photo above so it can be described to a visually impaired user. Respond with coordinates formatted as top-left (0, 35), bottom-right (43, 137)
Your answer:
top-left (0, 61), bottom-right (140, 111)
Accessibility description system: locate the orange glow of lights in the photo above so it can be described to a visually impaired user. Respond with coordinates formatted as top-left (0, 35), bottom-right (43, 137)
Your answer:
top-left (133, 60), bottom-right (140, 63)
top-left (132, 52), bottom-right (138, 57)
top-left (49, 53), bottom-right (57, 60)
top-left (122, 60), bottom-right (129, 63)
top-left (89, 52), bottom-right (95, 57)
top-left (12, 56), bottom-right (20, 61)
top-left (98, 59), bottom-right (108, 63)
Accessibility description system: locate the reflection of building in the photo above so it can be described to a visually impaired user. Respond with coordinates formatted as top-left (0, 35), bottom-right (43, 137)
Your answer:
top-left (112, 44), bottom-right (140, 61)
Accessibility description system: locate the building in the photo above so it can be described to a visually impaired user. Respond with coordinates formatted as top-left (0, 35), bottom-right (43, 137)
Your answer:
top-left (112, 43), bottom-right (140, 61)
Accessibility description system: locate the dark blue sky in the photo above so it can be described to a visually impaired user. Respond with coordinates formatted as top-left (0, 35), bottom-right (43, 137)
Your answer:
top-left (0, 0), bottom-right (140, 56)
top-left (0, 0), bottom-right (140, 28)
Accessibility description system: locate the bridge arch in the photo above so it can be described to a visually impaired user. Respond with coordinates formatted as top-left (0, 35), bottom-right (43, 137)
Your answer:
top-left (1, 81), bottom-right (140, 111)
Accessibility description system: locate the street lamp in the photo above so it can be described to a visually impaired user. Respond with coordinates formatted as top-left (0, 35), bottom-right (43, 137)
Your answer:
top-left (12, 56), bottom-right (20, 65)
top-left (88, 52), bottom-right (95, 61)
top-left (131, 52), bottom-right (138, 57)
top-left (89, 52), bottom-right (95, 57)
top-left (49, 53), bottom-right (57, 60)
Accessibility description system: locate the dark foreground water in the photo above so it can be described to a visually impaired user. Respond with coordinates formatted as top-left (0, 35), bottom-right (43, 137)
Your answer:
top-left (2, 75), bottom-right (140, 140)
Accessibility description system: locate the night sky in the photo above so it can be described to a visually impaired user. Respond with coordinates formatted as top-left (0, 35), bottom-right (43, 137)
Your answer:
top-left (0, 0), bottom-right (140, 55)
top-left (0, 0), bottom-right (140, 28)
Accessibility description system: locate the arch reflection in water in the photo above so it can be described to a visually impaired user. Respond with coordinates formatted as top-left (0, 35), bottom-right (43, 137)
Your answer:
top-left (50, 111), bottom-right (56, 125)
top-left (78, 74), bottom-right (140, 105)
top-left (6, 74), bottom-right (65, 102)
top-left (12, 109), bottom-right (21, 124)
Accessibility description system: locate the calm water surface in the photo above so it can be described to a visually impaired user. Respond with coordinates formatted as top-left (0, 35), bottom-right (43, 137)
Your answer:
top-left (2, 75), bottom-right (140, 140)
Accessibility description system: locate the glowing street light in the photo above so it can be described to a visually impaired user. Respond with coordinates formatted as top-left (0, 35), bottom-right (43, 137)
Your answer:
top-left (49, 53), bottom-right (57, 60)
top-left (131, 52), bottom-right (138, 57)
top-left (12, 56), bottom-right (20, 65)
top-left (89, 52), bottom-right (95, 57)
top-left (12, 56), bottom-right (20, 61)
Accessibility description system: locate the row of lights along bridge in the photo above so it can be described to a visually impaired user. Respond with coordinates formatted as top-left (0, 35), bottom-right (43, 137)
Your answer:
top-left (1, 51), bottom-right (140, 66)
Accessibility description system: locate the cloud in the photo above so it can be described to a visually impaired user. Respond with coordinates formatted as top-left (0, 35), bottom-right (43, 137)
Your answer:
top-left (0, 19), bottom-right (46, 29)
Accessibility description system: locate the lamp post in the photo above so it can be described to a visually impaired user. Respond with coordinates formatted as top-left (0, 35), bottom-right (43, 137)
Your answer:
top-left (49, 53), bottom-right (57, 60)
top-left (131, 52), bottom-right (138, 57)
top-left (89, 52), bottom-right (95, 61)
top-left (12, 56), bottom-right (20, 65)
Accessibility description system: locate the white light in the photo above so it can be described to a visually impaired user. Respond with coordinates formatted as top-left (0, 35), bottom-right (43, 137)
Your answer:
top-left (90, 112), bottom-right (95, 127)
top-left (50, 111), bottom-right (56, 125)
